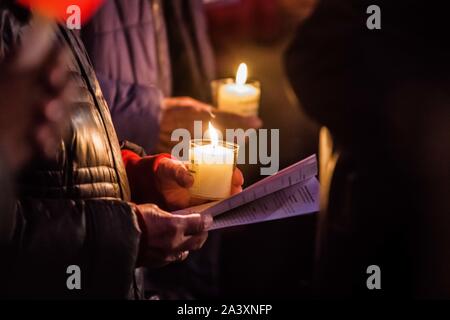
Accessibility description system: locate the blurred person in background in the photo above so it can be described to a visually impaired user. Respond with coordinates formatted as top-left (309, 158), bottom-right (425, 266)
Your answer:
top-left (0, 21), bottom-right (70, 259)
top-left (286, 0), bottom-right (450, 297)
top-left (81, 0), bottom-right (260, 299)
top-left (0, 47), bottom-right (68, 173)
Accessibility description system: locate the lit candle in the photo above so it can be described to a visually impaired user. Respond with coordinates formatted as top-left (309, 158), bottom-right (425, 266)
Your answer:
top-left (217, 63), bottom-right (261, 116)
top-left (189, 123), bottom-right (238, 200)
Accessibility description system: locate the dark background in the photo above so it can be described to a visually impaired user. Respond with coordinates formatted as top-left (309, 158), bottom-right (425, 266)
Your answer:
top-left (205, 0), bottom-right (320, 298)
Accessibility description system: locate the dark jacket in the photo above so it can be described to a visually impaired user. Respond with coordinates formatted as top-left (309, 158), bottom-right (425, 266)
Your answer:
top-left (81, 0), bottom-right (215, 153)
top-left (286, 0), bottom-right (450, 297)
top-left (0, 2), bottom-right (141, 299)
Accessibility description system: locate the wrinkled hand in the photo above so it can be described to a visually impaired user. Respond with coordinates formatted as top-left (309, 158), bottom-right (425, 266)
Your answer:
top-left (134, 203), bottom-right (213, 268)
top-left (157, 97), bottom-right (262, 153)
top-left (157, 97), bottom-right (212, 153)
top-left (156, 157), bottom-right (244, 210)
top-left (0, 44), bottom-right (70, 172)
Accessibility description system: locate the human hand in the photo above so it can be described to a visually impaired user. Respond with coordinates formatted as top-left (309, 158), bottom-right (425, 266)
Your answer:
top-left (0, 44), bottom-right (70, 172)
top-left (157, 97), bottom-right (212, 153)
top-left (134, 203), bottom-right (213, 268)
top-left (157, 97), bottom-right (263, 153)
top-left (212, 109), bottom-right (263, 133)
top-left (156, 157), bottom-right (244, 210)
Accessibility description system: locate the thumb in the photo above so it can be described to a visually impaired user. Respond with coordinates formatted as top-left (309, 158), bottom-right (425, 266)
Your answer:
top-left (158, 158), bottom-right (194, 188)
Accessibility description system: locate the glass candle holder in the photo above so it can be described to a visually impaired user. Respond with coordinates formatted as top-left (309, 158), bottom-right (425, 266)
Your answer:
top-left (188, 139), bottom-right (239, 200)
top-left (211, 78), bottom-right (261, 117)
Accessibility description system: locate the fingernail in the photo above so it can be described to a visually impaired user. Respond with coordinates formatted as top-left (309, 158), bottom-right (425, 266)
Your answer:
top-left (203, 215), bottom-right (213, 230)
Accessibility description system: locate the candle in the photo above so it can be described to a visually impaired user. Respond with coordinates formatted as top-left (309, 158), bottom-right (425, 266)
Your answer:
top-left (217, 63), bottom-right (261, 116)
top-left (189, 123), bottom-right (238, 200)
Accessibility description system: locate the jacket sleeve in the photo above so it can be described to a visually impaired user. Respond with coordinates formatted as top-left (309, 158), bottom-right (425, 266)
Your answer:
top-left (0, 198), bottom-right (141, 299)
top-left (97, 72), bottom-right (163, 155)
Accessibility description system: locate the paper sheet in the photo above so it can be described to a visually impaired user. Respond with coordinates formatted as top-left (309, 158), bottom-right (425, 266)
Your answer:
top-left (202, 155), bottom-right (317, 218)
top-left (211, 177), bottom-right (319, 230)
top-left (173, 155), bottom-right (319, 230)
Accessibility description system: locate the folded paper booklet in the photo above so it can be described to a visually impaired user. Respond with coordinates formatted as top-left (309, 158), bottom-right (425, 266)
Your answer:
top-left (173, 155), bottom-right (320, 230)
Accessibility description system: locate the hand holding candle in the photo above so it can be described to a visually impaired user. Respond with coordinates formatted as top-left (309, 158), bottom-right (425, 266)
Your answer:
top-left (153, 130), bottom-right (243, 209)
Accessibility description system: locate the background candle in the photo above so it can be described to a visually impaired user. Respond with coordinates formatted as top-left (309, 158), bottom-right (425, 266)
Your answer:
top-left (189, 123), bottom-right (238, 200)
top-left (217, 63), bottom-right (261, 116)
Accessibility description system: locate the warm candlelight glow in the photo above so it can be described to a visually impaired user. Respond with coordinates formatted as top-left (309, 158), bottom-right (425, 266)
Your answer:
top-left (215, 62), bottom-right (260, 116)
top-left (235, 63), bottom-right (248, 86)
top-left (189, 126), bottom-right (238, 200)
top-left (208, 122), bottom-right (219, 147)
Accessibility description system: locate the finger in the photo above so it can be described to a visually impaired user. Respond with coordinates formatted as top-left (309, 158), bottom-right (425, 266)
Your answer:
top-left (42, 99), bottom-right (66, 123)
top-left (177, 213), bottom-right (213, 235)
top-left (46, 65), bottom-right (70, 97)
top-left (166, 250), bottom-right (190, 263)
top-left (247, 116), bottom-right (263, 129)
top-left (41, 51), bottom-right (70, 96)
top-left (139, 249), bottom-right (174, 269)
top-left (162, 97), bottom-right (188, 109)
top-left (163, 97), bottom-right (195, 108)
top-left (230, 168), bottom-right (244, 195)
top-left (163, 97), bottom-right (213, 113)
top-left (230, 184), bottom-right (243, 196)
top-left (232, 168), bottom-right (244, 187)
top-left (34, 124), bottom-right (60, 158)
top-left (158, 158), bottom-right (194, 188)
top-left (215, 111), bottom-right (263, 130)
top-left (177, 232), bottom-right (208, 252)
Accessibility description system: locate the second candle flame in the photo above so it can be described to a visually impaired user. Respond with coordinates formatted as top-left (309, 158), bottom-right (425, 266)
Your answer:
top-left (235, 63), bottom-right (248, 86)
top-left (208, 122), bottom-right (219, 147)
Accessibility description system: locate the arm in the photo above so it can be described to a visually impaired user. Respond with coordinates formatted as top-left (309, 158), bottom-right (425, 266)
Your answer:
top-left (97, 73), bottom-right (163, 154)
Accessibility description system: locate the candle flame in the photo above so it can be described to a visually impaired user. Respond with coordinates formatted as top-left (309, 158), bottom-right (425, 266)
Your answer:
top-left (235, 63), bottom-right (248, 86)
top-left (208, 122), bottom-right (219, 147)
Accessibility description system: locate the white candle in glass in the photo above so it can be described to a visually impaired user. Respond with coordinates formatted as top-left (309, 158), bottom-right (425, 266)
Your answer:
top-left (189, 123), bottom-right (237, 200)
top-left (218, 63), bottom-right (261, 116)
